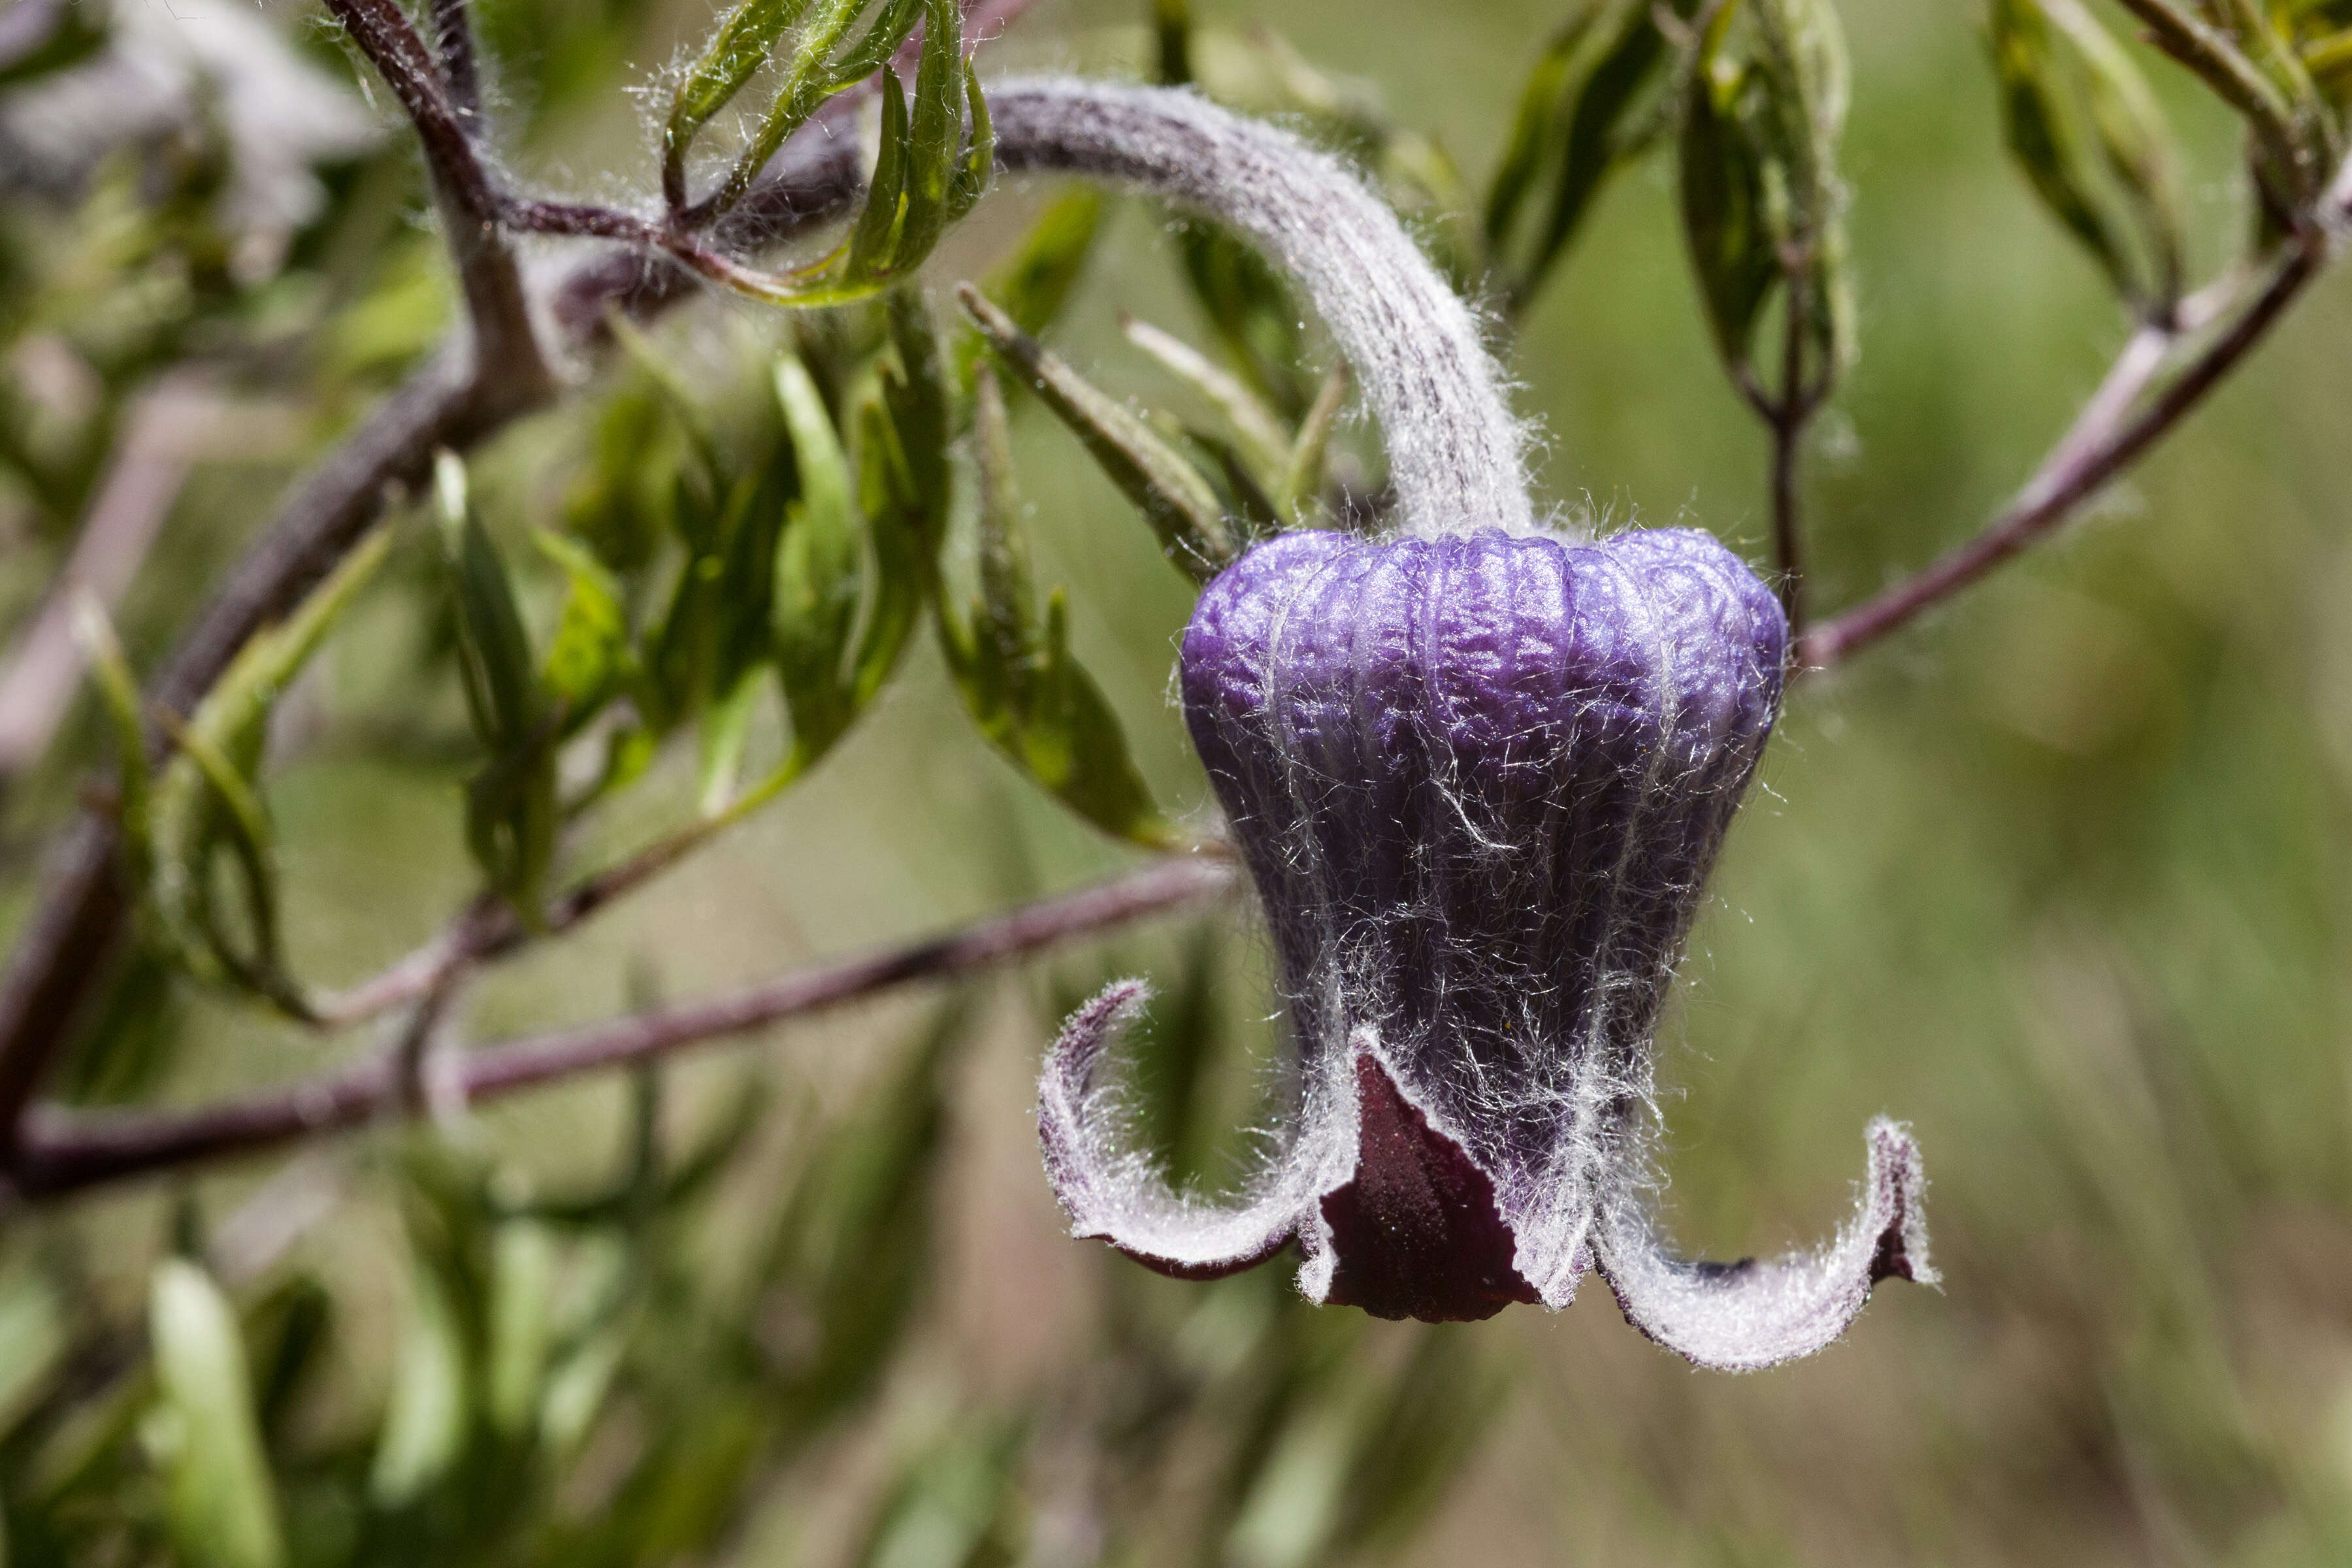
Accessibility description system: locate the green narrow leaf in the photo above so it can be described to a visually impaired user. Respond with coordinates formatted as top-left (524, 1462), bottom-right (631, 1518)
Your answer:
top-left (698, 665), bottom-right (766, 814)
top-left (938, 370), bottom-right (1173, 849)
top-left (665, 0), bottom-right (819, 190)
top-left (370, 1263), bottom-right (470, 1509)
top-left (884, 286), bottom-right (955, 547)
top-left (1122, 314), bottom-right (1294, 483)
top-left (772, 354), bottom-right (868, 771)
top-left (957, 284), bottom-right (1232, 581)
top-left (1989, 0), bottom-right (2187, 314)
top-left (438, 452), bottom-right (541, 751)
top-left (532, 530), bottom-right (633, 727)
top-left (885, 0), bottom-right (966, 274)
top-left (1280, 363), bottom-right (1352, 524)
top-left (439, 453), bottom-right (559, 919)
top-left (72, 594), bottom-right (152, 873)
top-left (1027, 587), bottom-right (1174, 847)
top-left (1486, 0), bottom-right (1674, 308)
top-left (824, 0), bottom-right (927, 85)
top-left (947, 62), bottom-right (995, 219)
top-left (846, 66), bottom-right (915, 282)
top-left (144, 525), bottom-right (391, 1011)
top-left (1678, 26), bottom-right (1779, 373)
top-left (1485, 5), bottom-right (1607, 253)
top-left (149, 1260), bottom-right (284, 1568)
top-left (0, 1272), bottom-right (67, 1445)
top-left (484, 1220), bottom-right (557, 1440)
top-left (849, 395), bottom-right (930, 705)
top-left (711, 0), bottom-right (884, 217)
top-left (968, 363), bottom-right (1031, 674)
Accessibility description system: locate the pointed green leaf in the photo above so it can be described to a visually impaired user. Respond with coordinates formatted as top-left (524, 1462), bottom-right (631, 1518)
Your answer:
top-left (532, 530), bottom-right (634, 730)
top-left (885, 0), bottom-right (966, 274)
top-left (966, 363), bottom-right (1032, 679)
top-left (1989, 0), bottom-right (2187, 313)
top-left (72, 594), bottom-right (151, 873)
top-left (825, 0), bottom-right (927, 86)
top-left (439, 453), bottom-right (558, 918)
top-left (370, 1262), bottom-right (469, 1509)
top-left (665, 0), bottom-right (819, 197)
top-left (1280, 363), bottom-right (1352, 524)
top-left (947, 62), bottom-right (994, 219)
top-left (883, 286), bottom-right (954, 548)
top-left (710, 0), bottom-right (894, 219)
top-left (0, 1272), bottom-right (67, 1444)
top-left (1678, 39), bottom-right (1779, 372)
top-left (958, 284), bottom-right (1232, 582)
top-left (145, 525), bottom-right (389, 1011)
top-left (485, 1220), bottom-right (557, 1440)
top-left (846, 66), bottom-right (915, 282)
top-left (698, 666), bottom-right (765, 814)
top-left (772, 355), bottom-right (867, 770)
top-left (936, 372), bottom-right (1173, 848)
top-left (150, 1260), bottom-right (284, 1568)
top-left (849, 395), bottom-right (930, 706)
top-left (1024, 588), bottom-right (1175, 847)
top-left (1122, 314), bottom-right (1294, 483)
top-left (1485, 0), bottom-right (1671, 309)
top-left (1486, 4), bottom-right (1608, 257)
top-left (438, 452), bottom-right (541, 750)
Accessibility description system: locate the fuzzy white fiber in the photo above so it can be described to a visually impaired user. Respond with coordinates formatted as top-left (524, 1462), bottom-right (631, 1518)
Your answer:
top-left (988, 76), bottom-right (1535, 540)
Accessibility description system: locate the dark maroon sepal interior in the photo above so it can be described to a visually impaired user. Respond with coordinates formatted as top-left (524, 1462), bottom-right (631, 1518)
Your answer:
top-left (1319, 1051), bottom-right (1541, 1323)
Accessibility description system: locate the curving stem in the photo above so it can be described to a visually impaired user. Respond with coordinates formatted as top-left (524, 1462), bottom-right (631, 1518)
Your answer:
top-left (986, 79), bottom-right (1534, 540)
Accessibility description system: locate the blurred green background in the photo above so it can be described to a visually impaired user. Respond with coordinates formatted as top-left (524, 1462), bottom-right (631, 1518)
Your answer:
top-left (6, 0), bottom-right (2352, 1562)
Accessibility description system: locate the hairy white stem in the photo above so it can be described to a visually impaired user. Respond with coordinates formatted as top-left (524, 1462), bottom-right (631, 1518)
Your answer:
top-left (990, 78), bottom-right (1533, 539)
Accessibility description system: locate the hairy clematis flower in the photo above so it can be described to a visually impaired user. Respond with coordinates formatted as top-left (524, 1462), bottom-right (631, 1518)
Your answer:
top-left (1019, 80), bottom-right (1929, 1367)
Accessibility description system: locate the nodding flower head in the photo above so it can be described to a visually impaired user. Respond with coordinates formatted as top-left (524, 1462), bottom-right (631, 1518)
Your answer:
top-left (1019, 79), bottom-right (1929, 1366)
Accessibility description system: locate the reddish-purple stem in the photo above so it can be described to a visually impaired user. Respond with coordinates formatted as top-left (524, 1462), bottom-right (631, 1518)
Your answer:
top-left (11, 859), bottom-right (1232, 1198)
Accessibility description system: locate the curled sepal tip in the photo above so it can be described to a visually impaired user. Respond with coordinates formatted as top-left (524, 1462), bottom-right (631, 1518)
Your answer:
top-left (1037, 980), bottom-right (1305, 1282)
top-left (1593, 1118), bottom-right (1934, 1372)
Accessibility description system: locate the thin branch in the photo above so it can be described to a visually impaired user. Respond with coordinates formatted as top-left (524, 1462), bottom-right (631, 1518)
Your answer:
top-left (314, 809), bottom-right (755, 1027)
top-left (1797, 240), bottom-right (2319, 669)
top-left (0, 12), bottom-right (969, 1170)
top-left (10, 858), bottom-right (1235, 1198)
top-left (318, 0), bottom-right (551, 404)
top-left (319, 0), bottom-right (498, 223)
top-left (0, 353), bottom-right (487, 1151)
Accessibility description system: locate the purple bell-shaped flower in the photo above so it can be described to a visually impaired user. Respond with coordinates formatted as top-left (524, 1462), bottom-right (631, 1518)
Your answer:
top-left (1019, 80), bottom-right (1929, 1367)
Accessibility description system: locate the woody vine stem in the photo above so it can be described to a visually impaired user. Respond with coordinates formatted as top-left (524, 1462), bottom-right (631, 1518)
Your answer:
top-left (0, 0), bottom-right (2345, 1201)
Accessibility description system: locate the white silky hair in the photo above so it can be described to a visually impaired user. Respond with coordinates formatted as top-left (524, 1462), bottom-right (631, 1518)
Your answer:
top-left (987, 76), bottom-right (1537, 541)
